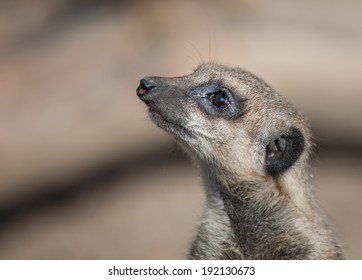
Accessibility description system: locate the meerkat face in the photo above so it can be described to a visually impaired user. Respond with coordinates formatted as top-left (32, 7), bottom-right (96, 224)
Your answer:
top-left (137, 62), bottom-right (308, 182)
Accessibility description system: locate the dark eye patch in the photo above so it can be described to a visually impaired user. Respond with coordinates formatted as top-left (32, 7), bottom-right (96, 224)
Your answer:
top-left (188, 83), bottom-right (245, 119)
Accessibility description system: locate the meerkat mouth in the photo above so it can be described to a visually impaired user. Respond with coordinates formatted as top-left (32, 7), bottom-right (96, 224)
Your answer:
top-left (148, 107), bottom-right (182, 129)
top-left (148, 107), bottom-right (194, 139)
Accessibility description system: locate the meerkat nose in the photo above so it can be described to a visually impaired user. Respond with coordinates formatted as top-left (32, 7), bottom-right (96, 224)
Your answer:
top-left (137, 78), bottom-right (156, 97)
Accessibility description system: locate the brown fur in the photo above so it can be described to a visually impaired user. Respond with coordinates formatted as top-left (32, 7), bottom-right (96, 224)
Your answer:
top-left (137, 62), bottom-right (344, 259)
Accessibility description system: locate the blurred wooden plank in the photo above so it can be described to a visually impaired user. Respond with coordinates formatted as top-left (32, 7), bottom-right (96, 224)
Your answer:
top-left (0, 9), bottom-right (170, 204)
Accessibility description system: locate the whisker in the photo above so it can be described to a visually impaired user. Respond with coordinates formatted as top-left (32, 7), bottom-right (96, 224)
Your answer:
top-left (186, 40), bottom-right (204, 65)
top-left (187, 55), bottom-right (198, 68)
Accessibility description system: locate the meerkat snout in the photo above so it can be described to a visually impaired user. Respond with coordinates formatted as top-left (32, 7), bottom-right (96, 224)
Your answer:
top-left (137, 62), bottom-right (344, 259)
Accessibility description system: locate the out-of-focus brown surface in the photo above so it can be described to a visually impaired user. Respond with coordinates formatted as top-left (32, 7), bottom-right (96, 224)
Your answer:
top-left (0, 0), bottom-right (361, 259)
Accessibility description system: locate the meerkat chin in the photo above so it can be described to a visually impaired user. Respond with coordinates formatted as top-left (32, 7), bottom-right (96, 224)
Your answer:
top-left (137, 62), bottom-right (344, 260)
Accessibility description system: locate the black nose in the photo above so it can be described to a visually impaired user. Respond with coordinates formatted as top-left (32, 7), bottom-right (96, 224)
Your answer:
top-left (137, 78), bottom-right (156, 97)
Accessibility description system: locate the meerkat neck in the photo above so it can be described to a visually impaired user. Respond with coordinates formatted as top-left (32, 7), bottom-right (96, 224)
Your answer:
top-left (189, 164), bottom-right (342, 260)
top-left (219, 179), bottom-right (309, 259)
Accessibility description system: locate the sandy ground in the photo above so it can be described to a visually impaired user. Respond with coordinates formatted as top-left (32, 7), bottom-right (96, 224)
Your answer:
top-left (0, 0), bottom-right (361, 259)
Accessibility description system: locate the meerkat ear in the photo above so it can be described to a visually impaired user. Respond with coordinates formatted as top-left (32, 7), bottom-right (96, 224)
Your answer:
top-left (265, 127), bottom-right (305, 176)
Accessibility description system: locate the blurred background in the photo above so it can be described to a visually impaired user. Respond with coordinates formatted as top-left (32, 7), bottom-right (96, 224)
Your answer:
top-left (0, 0), bottom-right (361, 259)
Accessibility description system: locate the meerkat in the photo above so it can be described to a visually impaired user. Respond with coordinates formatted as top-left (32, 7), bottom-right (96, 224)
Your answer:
top-left (136, 62), bottom-right (344, 260)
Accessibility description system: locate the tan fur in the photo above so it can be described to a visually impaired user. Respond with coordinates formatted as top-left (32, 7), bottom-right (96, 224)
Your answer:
top-left (137, 62), bottom-right (344, 259)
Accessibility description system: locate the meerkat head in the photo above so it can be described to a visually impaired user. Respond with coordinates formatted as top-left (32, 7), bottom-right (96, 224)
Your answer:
top-left (137, 62), bottom-right (311, 185)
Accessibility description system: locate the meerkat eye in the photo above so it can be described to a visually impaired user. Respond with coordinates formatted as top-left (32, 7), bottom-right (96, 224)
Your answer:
top-left (209, 90), bottom-right (230, 108)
